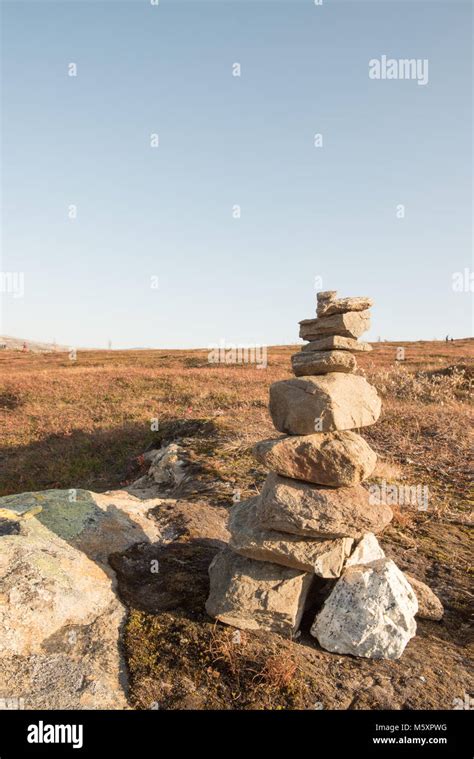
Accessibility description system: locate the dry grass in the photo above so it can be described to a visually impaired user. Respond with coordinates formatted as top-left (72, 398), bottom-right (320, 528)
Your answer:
top-left (0, 340), bottom-right (472, 517)
top-left (124, 611), bottom-right (310, 709)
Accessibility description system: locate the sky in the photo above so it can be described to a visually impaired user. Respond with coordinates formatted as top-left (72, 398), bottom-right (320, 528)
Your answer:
top-left (1, 0), bottom-right (472, 349)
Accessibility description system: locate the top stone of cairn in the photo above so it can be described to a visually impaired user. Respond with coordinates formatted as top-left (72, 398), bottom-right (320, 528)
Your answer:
top-left (316, 290), bottom-right (373, 318)
top-left (299, 291), bottom-right (373, 341)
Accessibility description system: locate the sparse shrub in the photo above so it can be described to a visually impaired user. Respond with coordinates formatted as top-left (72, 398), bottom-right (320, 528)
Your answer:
top-left (253, 653), bottom-right (299, 693)
top-left (0, 390), bottom-right (23, 410)
top-left (371, 364), bottom-right (472, 403)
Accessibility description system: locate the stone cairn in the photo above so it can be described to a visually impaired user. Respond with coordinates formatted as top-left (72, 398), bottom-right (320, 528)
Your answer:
top-left (206, 291), bottom-right (443, 660)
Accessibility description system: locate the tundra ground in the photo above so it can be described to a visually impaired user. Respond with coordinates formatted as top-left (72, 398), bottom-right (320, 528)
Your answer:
top-left (0, 340), bottom-right (472, 709)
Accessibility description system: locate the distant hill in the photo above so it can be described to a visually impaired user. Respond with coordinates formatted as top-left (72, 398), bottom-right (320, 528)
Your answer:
top-left (0, 336), bottom-right (70, 353)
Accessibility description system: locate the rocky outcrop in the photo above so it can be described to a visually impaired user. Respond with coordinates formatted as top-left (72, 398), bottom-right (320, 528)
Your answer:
top-left (0, 488), bottom-right (165, 709)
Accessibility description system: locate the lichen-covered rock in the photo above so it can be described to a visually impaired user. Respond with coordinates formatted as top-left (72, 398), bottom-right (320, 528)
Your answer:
top-left (257, 473), bottom-right (392, 539)
top-left (405, 574), bottom-right (444, 621)
top-left (0, 512), bottom-right (127, 708)
top-left (269, 374), bottom-right (381, 434)
top-left (205, 548), bottom-right (313, 635)
top-left (0, 488), bottom-right (165, 709)
top-left (311, 558), bottom-right (418, 659)
top-left (253, 431), bottom-right (377, 487)
top-left (299, 310), bottom-right (371, 341)
top-left (291, 350), bottom-right (356, 376)
top-left (0, 489), bottom-right (161, 567)
top-left (229, 498), bottom-right (353, 576)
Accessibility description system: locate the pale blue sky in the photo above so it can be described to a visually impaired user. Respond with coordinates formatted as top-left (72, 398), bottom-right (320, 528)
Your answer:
top-left (1, 0), bottom-right (472, 348)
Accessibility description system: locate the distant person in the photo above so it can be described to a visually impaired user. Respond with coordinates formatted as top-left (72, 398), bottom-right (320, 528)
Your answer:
top-left (445, 335), bottom-right (449, 342)
top-left (22, 341), bottom-right (28, 352)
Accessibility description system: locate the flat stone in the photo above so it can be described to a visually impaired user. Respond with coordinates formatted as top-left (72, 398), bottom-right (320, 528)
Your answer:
top-left (291, 350), bottom-right (356, 376)
top-left (317, 296), bottom-right (373, 318)
top-left (302, 336), bottom-right (372, 353)
top-left (229, 497), bottom-right (353, 577)
top-left (205, 548), bottom-right (313, 635)
top-left (253, 431), bottom-right (377, 487)
top-left (299, 311), bottom-right (371, 340)
top-left (405, 574), bottom-right (444, 621)
top-left (345, 532), bottom-right (386, 567)
top-left (257, 473), bottom-right (393, 539)
top-left (269, 374), bottom-right (381, 434)
top-left (311, 558), bottom-right (418, 659)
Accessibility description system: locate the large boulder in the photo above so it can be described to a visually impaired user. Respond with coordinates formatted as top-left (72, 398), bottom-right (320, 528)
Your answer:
top-left (253, 431), bottom-right (377, 487)
top-left (299, 310), bottom-right (371, 341)
top-left (269, 374), bottom-right (381, 434)
top-left (205, 548), bottom-right (313, 635)
top-left (257, 473), bottom-right (393, 539)
top-left (291, 350), bottom-right (356, 376)
top-left (0, 489), bottom-right (161, 568)
top-left (302, 336), bottom-right (372, 353)
top-left (0, 512), bottom-right (127, 708)
top-left (0, 488), bottom-right (164, 709)
top-left (311, 559), bottom-right (418, 659)
top-left (229, 498), bottom-right (353, 576)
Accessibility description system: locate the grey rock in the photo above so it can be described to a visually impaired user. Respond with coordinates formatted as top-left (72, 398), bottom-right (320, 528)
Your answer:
top-left (317, 296), bottom-right (374, 318)
top-left (291, 350), bottom-right (356, 376)
top-left (257, 473), bottom-right (393, 539)
top-left (269, 374), bottom-right (381, 434)
top-left (229, 497), bottom-right (353, 576)
top-left (205, 548), bottom-right (313, 635)
top-left (299, 310), bottom-right (371, 340)
top-left (311, 559), bottom-right (418, 659)
top-left (253, 431), bottom-right (377, 487)
top-left (302, 336), bottom-right (372, 353)
top-left (405, 574), bottom-right (444, 621)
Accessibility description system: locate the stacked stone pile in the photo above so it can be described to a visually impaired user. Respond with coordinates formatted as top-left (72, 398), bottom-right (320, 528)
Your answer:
top-left (206, 291), bottom-right (443, 659)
